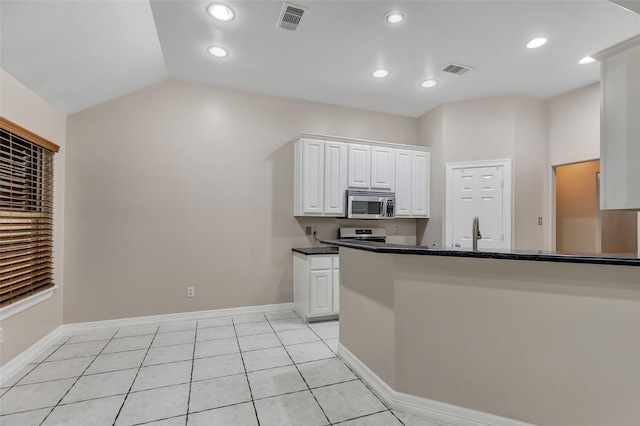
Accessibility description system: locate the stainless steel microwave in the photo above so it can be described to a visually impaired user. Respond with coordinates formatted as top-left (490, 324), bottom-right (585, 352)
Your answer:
top-left (345, 190), bottom-right (395, 219)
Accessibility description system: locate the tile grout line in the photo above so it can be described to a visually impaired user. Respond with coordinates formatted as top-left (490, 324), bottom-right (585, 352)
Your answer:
top-left (184, 322), bottom-right (198, 426)
top-left (37, 330), bottom-right (121, 426)
top-left (265, 316), bottom-right (333, 425)
top-left (111, 326), bottom-right (161, 426)
top-left (329, 408), bottom-right (396, 425)
top-left (232, 315), bottom-right (262, 426)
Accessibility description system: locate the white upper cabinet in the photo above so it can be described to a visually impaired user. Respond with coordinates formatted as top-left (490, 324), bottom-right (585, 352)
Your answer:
top-left (395, 150), bottom-right (412, 216)
top-left (294, 133), bottom-right (430, 218)
top-left (347, 144), bottom-right (371, 188)
top-left (370, 146), bottom-right (395, 190)
top-left (411, 151), bottom-right (430, 217)
top-left (394, 149), bottom-right (430, 218)
top-left (323, 142), bottom-right (348, 216)
top-left (295, 138), bottom-right (324, 215)
top-left (593, 35), bottom-right (640, 210)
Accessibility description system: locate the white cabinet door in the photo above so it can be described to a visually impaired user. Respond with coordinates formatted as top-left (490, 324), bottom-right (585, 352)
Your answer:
top-left (301, 139), bottom-right (324, 214)
top-left (371, 147), bottom-right (395, 190)
top-left (411, 151), bottom-right (430, 217)
top-left (332, 268), bottom-right (340, 314)
top-left (309, 270), bottom-right (333, 316)
top-left (324, 142), bottom-right (348, 215)
top-left (348, 144), bottom-right (370, 188)
top-left (598, 39), bottom-right (640, 210)
top-left (395, 149), bottom-right (412, 216)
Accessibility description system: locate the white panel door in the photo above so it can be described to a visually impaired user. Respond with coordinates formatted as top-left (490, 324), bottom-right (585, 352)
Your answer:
top-left (348, 144), bottom-right (371, 188)
top-left (411, 151), bottom-right (430, 217)
top-left (395, 149), bottom-right (412, 216)
top-left (324, 142), bottom-right (348, 215)
top-left (332, 269), bottom-right (340, 314)
top-left (309, 270), bottom-right (333, 316)
top-left (371, 147), bottom-right (395, 190)
top-left (451, 165), bottom-right (505, 249)
top-left (301, 139), bottom-right (324, 214)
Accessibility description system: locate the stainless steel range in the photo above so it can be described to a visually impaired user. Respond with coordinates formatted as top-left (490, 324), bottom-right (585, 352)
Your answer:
top-left (338, 227), bottom-right (387, 243)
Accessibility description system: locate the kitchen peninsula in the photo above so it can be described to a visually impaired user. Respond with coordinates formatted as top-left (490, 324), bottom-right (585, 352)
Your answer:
top-left (323, 239), bottom-right (640, 426)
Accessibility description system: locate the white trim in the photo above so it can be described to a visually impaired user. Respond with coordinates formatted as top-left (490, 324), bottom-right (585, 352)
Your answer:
top-left (0, 325), bottom-right (63, 386)
top-left (0, 285), bottom-right (59, 321)
top-left (338, 344), bottom-right (534, 426)
top-left (0, 302), bottom-right (293, 386)
top-left (445, 159), bottom-right (512, 249)
top-left (62, 302), bottom-right (294, 335)
top-left (292, 132), bottom-right (431, 152)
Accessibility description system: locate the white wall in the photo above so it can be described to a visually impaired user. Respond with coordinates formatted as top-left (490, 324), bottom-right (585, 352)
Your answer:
top-left (64, 79), bottom-right (416, 323)
top-left (0, 69), bottom-right (66, 367)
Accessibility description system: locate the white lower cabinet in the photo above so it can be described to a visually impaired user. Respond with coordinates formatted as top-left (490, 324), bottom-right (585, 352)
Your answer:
top-left (293, 252), bottom-right (339, 321)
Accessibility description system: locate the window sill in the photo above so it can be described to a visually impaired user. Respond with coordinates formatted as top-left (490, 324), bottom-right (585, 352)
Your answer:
top-left (0, 286), bottom-right (59, 321)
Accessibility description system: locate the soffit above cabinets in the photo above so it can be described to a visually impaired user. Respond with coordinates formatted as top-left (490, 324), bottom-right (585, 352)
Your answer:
top-left (1, 1), bottom-right (640, 117)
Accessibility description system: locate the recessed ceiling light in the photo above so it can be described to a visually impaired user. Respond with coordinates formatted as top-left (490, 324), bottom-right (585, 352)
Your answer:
top-left (420, 79), bottom-right (438, 88)
top-left (579, 56), bottom-right (596, 65)
top-left (384, 10), bottom-right (405, 24)
top-left (526, 38), bottom-right (547, 49)
top-left (208, 3), bottom-right (234, 22)
top-left (372, 69), bottom-right (389, 78)
top-left (208, 46), bottom-right (229, 58)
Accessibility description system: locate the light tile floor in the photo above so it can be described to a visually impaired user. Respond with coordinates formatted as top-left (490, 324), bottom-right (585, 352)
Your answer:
top-left (0, 311), bottom-right (446, 426)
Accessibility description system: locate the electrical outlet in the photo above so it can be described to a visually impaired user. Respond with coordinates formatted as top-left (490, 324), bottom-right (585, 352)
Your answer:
top-left (311, 226), bottom-right (317, 235)
top-left (305, 226), bottom-right (318, 236)
top-left (538, 217), bottom-right (543, 226)
top-left (0, 327), bottom-right (3, 344)
top-left (187, 287), bottom-right (195, 298)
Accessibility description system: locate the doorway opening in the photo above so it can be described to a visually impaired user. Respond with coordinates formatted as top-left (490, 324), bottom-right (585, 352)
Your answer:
top-left (555, 160), bottom-right (637, 253)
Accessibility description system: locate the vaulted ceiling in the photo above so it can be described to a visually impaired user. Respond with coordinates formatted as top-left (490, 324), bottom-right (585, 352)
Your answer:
top-left (1, 1), bottom-right (639, 117)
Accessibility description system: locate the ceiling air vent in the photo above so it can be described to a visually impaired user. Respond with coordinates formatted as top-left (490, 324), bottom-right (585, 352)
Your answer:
top-left (277, 2), bottom-right (307, 31)
top-left (442, 63), bottom-right (473, 76)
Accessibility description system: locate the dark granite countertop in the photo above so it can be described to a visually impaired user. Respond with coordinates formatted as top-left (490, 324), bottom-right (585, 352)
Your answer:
top-left (292, 246), bottom-right (339, 255)
top-left (319, 239), bottom-right (640, 267)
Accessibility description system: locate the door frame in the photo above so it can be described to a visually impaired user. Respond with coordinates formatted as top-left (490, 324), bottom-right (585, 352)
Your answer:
top-left (445, 159), bottom-right (512, 249)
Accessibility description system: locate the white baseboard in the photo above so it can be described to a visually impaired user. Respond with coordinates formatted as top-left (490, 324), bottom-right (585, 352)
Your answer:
top-left (1, 303), bottom-right (293, 386)
top-left (337, 343), bottom-right (535, 426)
top-left (63, 302), bottom-right (294, 335)
top-left (1, 325), bottom-right (63, 386)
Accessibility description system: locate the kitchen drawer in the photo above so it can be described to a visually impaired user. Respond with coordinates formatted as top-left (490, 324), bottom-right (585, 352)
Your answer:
top-left (310, 256), bottom-right (333, 270)
top-left (332, 256), bottom-right (339, 269)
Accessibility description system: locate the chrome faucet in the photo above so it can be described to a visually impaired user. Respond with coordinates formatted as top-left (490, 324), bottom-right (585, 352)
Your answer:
top-left (472, 216), bottom-right (482, 251)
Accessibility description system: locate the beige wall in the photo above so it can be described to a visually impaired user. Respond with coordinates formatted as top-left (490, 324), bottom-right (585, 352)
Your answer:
top-left (340, 247), bottom-right (640, 426)
top-left (547, 83), bottom-right (600, 167)
top-left (416, 106), bottom-right (443, 246)
top-left (0, 69), bottom-right (67, 367)
top-left (418, 95), bottom-right (548, 250)
top-left (64, 80), bottom-right (416, 323)
top-left (514, 97), bottom-right (548, 250)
